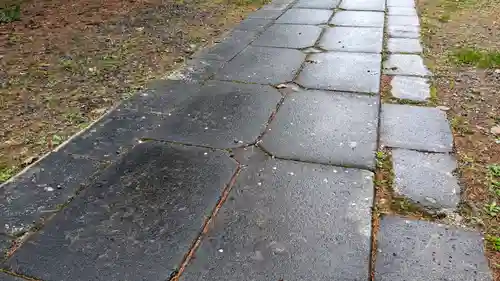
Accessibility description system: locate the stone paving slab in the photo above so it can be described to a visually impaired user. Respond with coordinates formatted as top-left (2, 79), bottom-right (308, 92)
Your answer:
top-left (0, 273), bottom-right (24, 281)
top-left (180, 157), bottom-right (374, 281)
top-left (388, 25), bottom-right (420, 38)
top-left (252, 24), bottom-right (322, 49)
top-left (296, 52), bottom-right (381, 93)
top-left (388, 15), bottom-right (420, 26)
top-left (387, 0), bottom-right (415, 7)
top-left (247, 8), bottom-right (284, 19)
top-left (388, 6), bottom-right (417, 15)
top-left (294, 0), bottom-right (340, 9)
top-left (381, 104), bottom-right (454, 152)
top-left (390, 76), bottom-right (430, 101)
top-left (319, 26), bottom-right (383, 53)
top-left (166, 59), bottom-right (225, 82)
top-left (383, 54), bottom-right (430, 76)
top-left (261, 91), bottom-right (379, 169)
top-left (1, 234), bottom-right (13, 255)
top-left (340, 0), bottom-right (385, 11)
top-left (5, 142), bottom-right (238, 281)
top-left (388, 38), bottom-right (423, 53)
top-left (330, 11), bottom-right (385, 27)
top-left (197, 30), bottom-right (258, 61)
top-left (234, 18), bottom-right (273, 32)
top-left (375, 216), bottom-right (492, 281)
top-left (392, 148), bottom-right (460, 210)
top-left (276, 8), bottom-right (333, 25)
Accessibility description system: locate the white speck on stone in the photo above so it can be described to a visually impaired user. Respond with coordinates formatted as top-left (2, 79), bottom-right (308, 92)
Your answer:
top-left (44, 186), bottom-right (54, 192)
top-left (204, 152), bottom-right (208, 156)
top-left (218, 249), bottom-right (224, 253)
top-left (288, 172), bottom-right (294, 176)
top-left (273, 167), bottom-right (277, 170)
top-left (333, 169), bottom-right (338, 173)
top-left (351, 203), bottom-right (356, 206)
top-left (323, 178), bottom-right (328, 183)
top-left (257, 182), bottom-right (262, 186)
top-left (205, 127), bottom-right (208, 130)
top-left (168, 113), bottom-right (172, 116)
top-left (349, 141), bottom-right (357, 149)
top-left (223, 117), bottom-right (227, 120)
top-left (365, 176), bottom-right (371, 180)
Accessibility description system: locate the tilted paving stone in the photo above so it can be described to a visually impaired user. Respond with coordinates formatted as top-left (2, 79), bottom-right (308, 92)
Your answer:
top-left (330, 11), bottom-right (385, 27)
top-left (180, 157), bottom-right (374, 281)
top-left (214, 46), bottom-right (305, 84)
top-left (196, 30), bottom-right (258, 61)
top-left (252, 24), bottom-right (323, 49)
top-left (234, 18), bottom-right (273, 32)
top-left (247, 8), bottom-right (284, 19)
top-left (392, 148), bottom-right (460, 210)
top-left (294, 0), bottom-right (340, 9)
top-left (387, 0), bottom-right (415, 7)
top-left (388, 38), bottom-right (423, 53)
top-left (388, 15), bottom-right (420, 26)
top-left (5, 142), bottom-right (238, 281)
top-left (381, 104), bottom-right (454, 152)
top-left (261, 91), bottom-right (379, 170)
top-left (388, 6), bottom-right (417, 16)
top-left (375, 216), bottom-right (493, 281)
top-left (0, 273), bottom-right (25, 281)
top-left (339, 0), bottom-right (385, 11)
top-left (318, 26), bottom-right (384, 53)
top-left (383, 54), bottom-right (430, 76)
top-left (275, 8), bottom-right (333, 25)
top-left (387, 25), bottom-right (420, 38)
top-left (166, 58), bottom-right (225, 81)
top-left (296, 52), bottom-right (381, 93)
top-left (390, 76), bottom-right (430, 101)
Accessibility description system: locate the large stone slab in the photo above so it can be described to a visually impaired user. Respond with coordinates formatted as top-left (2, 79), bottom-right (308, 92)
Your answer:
top-left (234, 18), bottom-right (273, 32)
top-left (261, 91), bottom-right (379, 169)
top-left (381, 104), bottom-right (454, 152)
top-left (392, 149), bottom-right (460, 210)
top-left (375, 217), bottom-right (492, 281)
top-left (252, 24), bottom-right (322, 49)
top-left (387, 0), bottom-right (415, 7)
top-left (294, 0), bottom-right (340, 9)
top-left (215, 46), bottom-right (305, 84)
top-left (296, 52), bottom-right (381, 93)
top-left (6, 142), bottom-right (238, 281)
top-left (276, 8), bottom-right (333, 25)
top-left (390, 76), bottom-right (430, 101)
top-left (330, 11), bottom-right (385, 27)
top-left (180, 158), bottom-right (374, 281)
top-left (388, 38), bottom-right (422, 53)
top-left (388, 6), bottom-right (417, 15)
top-left (383, 54), bottom-right (430, 76)
top-left (166, 59), bottom-right (225, 82)
top-left (0, 273), bottom-right (25, 281)
top-left (197, 30), bottom-right (257, 61)
top-left (247, 8), bottom-right (284, 19)
top-left (388, 15), bottom-right (420, 26)
top-left (319, 26), bottom-right (383, 53)
top-left (388, 25), bottom-right (420, 38)
top-left (340, 0), bottom-right (385, 11)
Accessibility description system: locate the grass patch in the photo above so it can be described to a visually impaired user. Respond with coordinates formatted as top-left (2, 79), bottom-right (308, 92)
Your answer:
top-left (487, 235), bottom-right (500, 251)
top-left (0, 4), bottom-right (20, 23)
top-left (450, 48), bottom-right (500, 68)
top-left (0, 166), bottom-right (15, 183)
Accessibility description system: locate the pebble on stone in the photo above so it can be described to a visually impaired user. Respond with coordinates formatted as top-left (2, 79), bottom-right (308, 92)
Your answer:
top-left (318, 27), bottom-right (383, 53)
top-left (390, 76), bottom-right (430, 101)
top-left (387, 0), bottom-right (415, 7)
top-left (276, 8), bottom-right (333, 25)
top-left (388, 38), bottom-right (423, 53)
top-left (388, 15), bottom-right (420, 26)
top-left (383, 54), bottom-right (430, 76)
top-left (294, 0), bottom-right (340, 9)
top-left (330, 11), bottom-right (385, 27)
top-left (252, 24), bottom-right (322, 49)
top-left (339, 0), bottom-right (385, 11)
top-left (387, 25), bottom-right (420, 38)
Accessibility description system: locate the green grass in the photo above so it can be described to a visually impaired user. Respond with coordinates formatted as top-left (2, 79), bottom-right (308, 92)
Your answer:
top-left (487, 235), bottom-right (500, 251)
top-left (0, 4), bottom-right (20, 23)
top-left (0, 166), bottom-right (15, 183)
top-left (450, 48), bottom-right (500, 68)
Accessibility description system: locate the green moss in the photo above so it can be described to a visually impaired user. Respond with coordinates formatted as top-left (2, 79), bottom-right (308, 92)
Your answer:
top-left (450, 48), bottom-right (500, 68)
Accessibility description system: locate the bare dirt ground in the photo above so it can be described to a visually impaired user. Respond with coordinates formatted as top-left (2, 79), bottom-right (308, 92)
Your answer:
top-left (0, 0), bottom-right (267, 182)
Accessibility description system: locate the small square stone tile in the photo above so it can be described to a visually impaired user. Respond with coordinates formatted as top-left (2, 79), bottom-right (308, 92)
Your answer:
top-left (330, 11), bottom-right (385, 27)
top-left (388, 6), bottom-right (417, 15)
top-left (276, 8), bottom-right (333, 24)
top-left (197, 30), bottom-right (257, 61)
top-left (388, 25), bottom-right (420, 38)
top-left (252, 24), bottom-right (322, 48)
top-left (319, 27), bottom-right (383, 53)
top-left (381, 104), bottom-right (454, 152)
top-left (234, 18), bottom-right (273, 32)
top-left (376, 217), bottom-right (493, 281)
top-left (388, 38), bottom-right (423, 53)
top-left (390, 76), bottom-right (430, 101)
top-left (340, 0), bottom-right (385, 11)
top-left (392, 149), bottom-right (460, 210)
top-left (294, 0), bottom-right (340, 9)
top-left (388, 15), bottom-right (420, 26)
top-left (261, 91), bottom-right (379, 169)
top-left (383, 54), bottom-right (430, 76)
top-left (247, 8), bottom-right (284, 19)
top-left (296, 52), bottom-right (381, 93)
top-left (215, 46), bottom-right (305, 84)
top-left (387, 0), bottom-right (415, 7)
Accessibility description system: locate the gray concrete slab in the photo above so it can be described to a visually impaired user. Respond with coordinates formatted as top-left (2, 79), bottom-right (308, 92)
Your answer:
top-left (388, 25), bottom-right (420, 38)
top-left (296, 52), bottom-right (381, 93)
top-left (381, 104), bottom-right (454, 152)
top-left (5, 142), bottom-right (238, 281)
top-left (234, 18), bottom-right (273, 32)
top-left (197, 30), bottom-right (257, 61)
top-left (340, 0), bottom-right (385, 11)
top-left (387, 0), bottom-right (415, 7)
top-left (252, 24), bottom-right (322, 49)
top-left (388, 38), bottom-right (423, 53)
top-left (247, 8), bottom-right (284, 19)
top-left (383, 54), bottom-right (430, 76)
top-left (215, 46), bottom-right (305, 84)
top-left (376, 216), bottom-right (493, 281)
top-left (388, 6), bottom-right (417, 15)
top-left (392, 149), bottom-right (460, 210)
top-left (318, 26), bottom-right (383, 53)
top-left (294, 0), bottom-right (340, 9)
top-left (166, 59), bottom-right (225, 81)
top-left (388, 15), bottom-right (420, 26)
top-left (276, 8), bottom-right (333, 25)
top-left (1, 234), bottom-right (13, 255)
top-left (330, 11), bottom-right (385, 27)
top-left (261, 91), bottom-right (379, 169)
top-left (390, 76), bottom-right (430, 101)
top-left (0, 273), bottom-right (25, 281)
top-left (181, 157), bottom-right (374, 281)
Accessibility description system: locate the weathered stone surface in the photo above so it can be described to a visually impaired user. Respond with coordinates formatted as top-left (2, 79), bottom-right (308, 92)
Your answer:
top-left (261, 91), bottom-right (379, 169)
top-left (296, 52), bottom-right (381, 93)
top-left (166, 59), bottom-right (225, 81)
top-left (247, 8), bottom-right (284, 19)
top-left (330, 11), bottom-right (385, 27)
top-left (388, 25), bottom-right (420, 38)
top-left (276, 8), bottom-right (333, 24)
top-left (197, 30), bottom-right (257, 61)
top-left (387, 0), bottom-right (415, 7)
top-left (391, 76), bottom-right (430, 101)
top-left (388, 6), bottom-right (417, 15)
top-left (319, 27), bottom-right (383, 53)
top-left (381, 104), bottom-right (454, 152)
top-left (181, 157), bottom-right (374, 281)
top-left (0, 273), bottom-right (25, 281)
top-left (1, 234), bottom-right (13, 255)
top-left (376, 217), bottom-right (493, 281)
top-left (234, 18), bottom-right (273, 32)
top-left (0, 152), bottom-right (102, 236)
top-left (252, 24), bottom-right (322, 49)
top-left (383, 54), bottom-right (430, 76)
top-left (388, 15), bottom-right (420, 26)
top-left (260, 0), bottom-right (293, 10)
top-left (340, 0), bottom-right (385, 11)
top-left (392, 149), bottom-right (460, 210)
top-left (215, 46), bottom-right (305, 84)
top-left (6, 142), bottom-right (238, 281)
top-left (294, 0), bottom-right (340, 9)
top-left (388, 38), bottom-right (423, 53)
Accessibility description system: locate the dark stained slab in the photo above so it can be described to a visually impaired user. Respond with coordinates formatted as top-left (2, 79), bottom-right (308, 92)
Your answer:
top-left (197, 30), bottom-right (257, 61)
top-left (296, 52), bottom-right (381, 93)
top-left (214, 46), bottom-right (305, 84)
top-left (234, 18), bottom-right (273, 32)
top-left (252, 24), bottom-right (322, 49)
top-left (180, 157), bottom-right (374, 281)
top-left (261, 91), bottom-right (379, 169)
top-left (340, 0), bottom-right (385, 11)
top-left (0, 273), bottom-right (25, 281)
top-left (330, 11), bottom-right (385, 27)
top-left (318, 26), bottom-right (383, 53)
top-left (166, 59), bottom-right (225, 81)
top-left (275, 8), bottom-right (333, 25)
top-left (247, 8), bottom-right (284, 19)
top-left (376, 216), bottom-right (492, 281)
top-left (294, 0), bottom-right (340, 9)
top-left (6, 142), bottom-right (238, 281)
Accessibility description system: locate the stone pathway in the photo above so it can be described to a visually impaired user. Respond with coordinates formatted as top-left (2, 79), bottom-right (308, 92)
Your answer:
top-left (0, 0), bottom-right (494, 280)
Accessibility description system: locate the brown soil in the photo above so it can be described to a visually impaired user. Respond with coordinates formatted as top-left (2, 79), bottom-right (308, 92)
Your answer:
top-left (0, 0), bottom-right (267, 182)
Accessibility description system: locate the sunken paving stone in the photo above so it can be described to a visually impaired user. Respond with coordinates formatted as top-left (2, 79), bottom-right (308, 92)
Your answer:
top-left (391, 76), bottom-right (430, 101)
top-left (388, 25), bottom-right (420, 38)
top-left (247, 8), bottom-right (284, 19)
top-left (261, 91), bottom-right (379, 169)
top-left (296, 52), bottom-right (381, 93)
top-left (234, 18), bottom-right (273, 32)
top-left (180, 157), bottom-right (374, 281)
top-left (388, 15), bottom-right (420, 26)
top-left (5, 142), bottom-right (238, 281)
top-left (376, 217), bottom-right (493, 281)
top-left (339, 0), bottom-right (385, 11)
top-left (330, 11), bottom-right (385, 27)
top-left (166, 59), bottom-right (225, 81)
top-left (294, 0), bottom-right (340, 9)
top-left (0, 273), bottom-right (25, 281)
top-left (381, 104), bottom-right (454, 152)
top-left (197, 30), bottom-right (257, 61)
top-left (214, 46), bottom-right (305, 84)
top-left (275, 8), bottom-right (333, 25)
top-left (383, 54), bottom-right (430, 76)
top-left (0, 151), bottom-right (102, 236)
top-left (319, 27), bottom-right (383, 53)
top-left (387, 0), bottom-right (415, 7)
top-left (388, 38), bottom-right (423, 53)
top-left (392, 149), bottom-right (460, 210)
top-left (252, 24), bottom-right (322, 49)
top-left (388, 6), bottom-right (417, 15)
